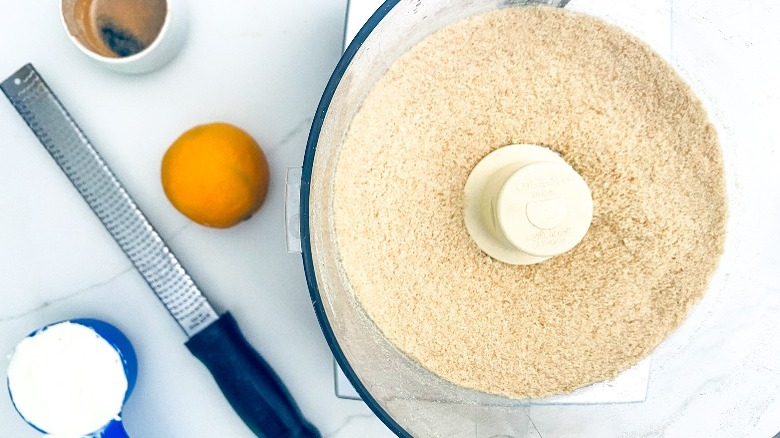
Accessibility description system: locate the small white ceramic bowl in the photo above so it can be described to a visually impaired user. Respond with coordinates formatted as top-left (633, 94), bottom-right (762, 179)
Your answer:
top-left (60, 0), bottom-right (188, 74)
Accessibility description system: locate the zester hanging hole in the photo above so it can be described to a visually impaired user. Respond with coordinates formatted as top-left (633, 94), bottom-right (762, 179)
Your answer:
top-left (13, 78), bottom-right (21, 85)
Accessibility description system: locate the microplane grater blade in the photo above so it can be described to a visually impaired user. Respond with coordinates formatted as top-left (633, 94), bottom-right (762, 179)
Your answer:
top-left (1, 64), bottom-right (218, 337)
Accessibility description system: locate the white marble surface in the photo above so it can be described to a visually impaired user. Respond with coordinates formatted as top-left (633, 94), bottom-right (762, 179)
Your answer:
top-left (0, 1), bottom-right (393, 437)
top-left (1, 1), bottom-right (780, 438)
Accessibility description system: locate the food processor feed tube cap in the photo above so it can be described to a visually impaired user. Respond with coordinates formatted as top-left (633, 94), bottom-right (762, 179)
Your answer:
top-left (464, 144), bottom-right (593, 265)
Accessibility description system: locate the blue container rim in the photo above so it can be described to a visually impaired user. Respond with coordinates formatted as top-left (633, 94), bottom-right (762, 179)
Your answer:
top-left (6, 318), bottom-right (137, 436)
top-left (300, 0), bottom-right (411, 436)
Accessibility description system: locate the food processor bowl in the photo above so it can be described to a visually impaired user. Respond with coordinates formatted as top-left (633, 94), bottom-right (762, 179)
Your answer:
top-left (300, 0), bottom-right (751, 436)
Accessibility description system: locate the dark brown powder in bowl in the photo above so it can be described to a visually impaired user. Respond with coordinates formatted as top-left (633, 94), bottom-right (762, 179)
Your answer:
top-left (62, 0), bottom-right (167, 58)
top-left (333, 7), bottom-right (727, 398)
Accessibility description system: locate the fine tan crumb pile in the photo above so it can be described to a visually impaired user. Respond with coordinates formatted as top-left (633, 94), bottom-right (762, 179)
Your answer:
top-left (333, 7), bottom-right (727, 399)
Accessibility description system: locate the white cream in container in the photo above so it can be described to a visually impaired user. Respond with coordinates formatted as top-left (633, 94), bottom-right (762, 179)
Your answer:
top-left (7, 321), bottom-right (129, 437)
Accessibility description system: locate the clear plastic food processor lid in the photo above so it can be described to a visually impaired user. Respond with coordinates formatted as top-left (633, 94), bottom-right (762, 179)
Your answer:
top-left (301, 0), bottom-right (778, 436)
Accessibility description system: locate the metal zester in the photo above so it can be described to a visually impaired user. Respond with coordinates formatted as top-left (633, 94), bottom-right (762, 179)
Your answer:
top-left (2, 64), bottom-right (319, 438)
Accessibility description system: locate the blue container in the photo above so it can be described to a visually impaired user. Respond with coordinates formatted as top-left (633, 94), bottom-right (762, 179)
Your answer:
top-left (7, 319), bottom-right (138, 438)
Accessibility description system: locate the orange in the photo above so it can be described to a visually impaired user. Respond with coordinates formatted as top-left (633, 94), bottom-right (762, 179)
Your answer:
top-left (161, 122), bottom-right (269, 228)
